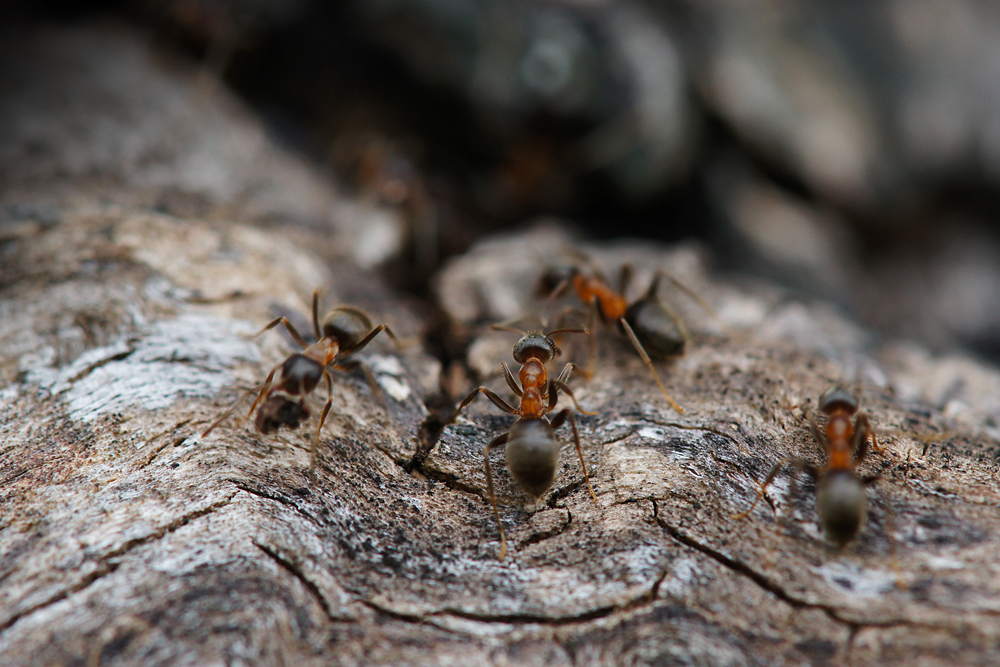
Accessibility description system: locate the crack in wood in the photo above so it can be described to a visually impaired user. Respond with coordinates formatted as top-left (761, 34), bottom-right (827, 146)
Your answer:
top-left (227, 479), bottom-right (324, 527)
top-left (0, 494), bottom-right (236, 635)
top-left (254, 541), bottom-right (341, 623)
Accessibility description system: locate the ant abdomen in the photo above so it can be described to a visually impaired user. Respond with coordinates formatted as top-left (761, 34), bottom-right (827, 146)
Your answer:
top-left (816, 469), bottom-right (868, 545)
top-left (623, 298), bottom-right (685, 359)
top-left (505, 418), bottom-right (560, 499)
top-left (255, 396), bottom-right (310, 435)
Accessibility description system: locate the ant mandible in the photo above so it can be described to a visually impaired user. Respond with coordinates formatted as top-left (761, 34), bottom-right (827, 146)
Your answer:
top-left (447, 326), bottom-right (598, 560)
top-left (733, 386), bottom-right (883, 545)
top-left (202, 290), bottom-right (399, 470)
top-left (538, 259), bottom-right (712, 415)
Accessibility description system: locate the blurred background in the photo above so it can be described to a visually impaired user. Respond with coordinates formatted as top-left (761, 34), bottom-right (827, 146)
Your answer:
top-left (8, 0), bottom-right (1000, 361)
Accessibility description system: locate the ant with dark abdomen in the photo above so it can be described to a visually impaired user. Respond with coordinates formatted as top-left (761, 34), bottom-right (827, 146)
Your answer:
top-left (538, 259), bottom-right (713, 415)
top-left (202, 290), bottom-right (399, 469)
top-left (733, 385), bottom-right (883, 546)
top-left (447, 326), bottom-right (598, 560)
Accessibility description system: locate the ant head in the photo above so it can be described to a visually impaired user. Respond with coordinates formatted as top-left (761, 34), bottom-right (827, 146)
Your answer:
top-left (818, 386), bottom-right (859, 416)
top-left (512, 332), bottom-right (559, 364)
top-left (537, 264), bottom-right (580, 296)
top-left (815, 470), bottom-right (868, 546)
top-left (321, 306), bottom-right (373, 349)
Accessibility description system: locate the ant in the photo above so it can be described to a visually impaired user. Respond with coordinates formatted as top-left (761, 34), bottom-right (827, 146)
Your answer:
top-left (202, 290), bottom-right (399, 469)
top-left (538, 259), bottom-right (712, 415)
top-left (733, 386), bottom-right (883, 546)
top-left (447, 326), bottom-right (598, 560)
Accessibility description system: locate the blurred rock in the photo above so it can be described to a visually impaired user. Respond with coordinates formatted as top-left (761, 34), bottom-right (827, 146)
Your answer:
top-left (0, 22), bottom-right (404, 269)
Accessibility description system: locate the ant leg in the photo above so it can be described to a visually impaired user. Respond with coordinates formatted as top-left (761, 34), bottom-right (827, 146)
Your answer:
top-left (651, 269), bottom-right (718, 320)
top-left (551, 379), bottom-right (597, 416)
top-left (619, 317), bottom-right (684, 414)
top-left (550, 305), bottom-right (587, 332)
top-left (246, 317), bottom-right (310, 349)
top-left (860, 472), bottom-right (905, 588)
top-left (553, 298), bottom-right (596, 380)
top-left (538, 273), bottom-right (575, 328)
top-left (853, 413), bottom-right (882, 462)
top-left (618, 264), bottom-right (634, 295)
top-left (555, 362), bottom-right (576, 386)
top-left (334, 359), bottom-right (385, 409)
top-left (483, 431), bottom-right (511, 560)
top-left (448, 386), bottom-right (518, 424)
top-left (731, 457), bottom-right (802, 520)
top-left (808, 411), bottom-right (827, 448)
top-left (202, 362), bottom-right (280, 437)
top-left (310, 371), bottom-right (334, 471)
top-left (344, 323), bottom-right (399, 356)
top-left (311, 290), bottom-right (322, 339)
top-left (501, 362), bottom-right (523, 396)
top-left (550, 408), bottom-right (598, 502)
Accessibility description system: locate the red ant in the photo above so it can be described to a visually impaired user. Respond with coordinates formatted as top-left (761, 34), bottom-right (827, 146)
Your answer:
top-left (733, 386), bottom-right (883, 545)
top-left (539, 260), bottom-right (713, 415)
top-left (448, 326), bottom-right (598, 560)
top-left (202, 290), bottom-right (399, 469)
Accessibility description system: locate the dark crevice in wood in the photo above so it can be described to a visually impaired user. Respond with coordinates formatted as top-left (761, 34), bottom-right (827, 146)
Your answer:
top-left (254, 541), bottom-right (337, 623)
top-left (650, 498), bottom-right (844, 622)
top-left (228, 479), bottom-right (324, 527)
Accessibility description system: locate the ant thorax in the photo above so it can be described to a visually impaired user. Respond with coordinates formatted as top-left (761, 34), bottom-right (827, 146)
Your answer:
top-left (518, 357), bottom-right (548, 415)
top-left (575, 274), bottom-right (626, 322)
top-left (303, 337), bottom-right (340, 367)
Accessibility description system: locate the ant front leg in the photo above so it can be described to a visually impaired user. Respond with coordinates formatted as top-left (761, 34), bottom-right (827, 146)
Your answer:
top-left (311, 290), bottom-right (322, 339)
top-left (550, 379), bottom-right (597, 416)
top-left (549, 408), bottom-right (597, 502)
top-left (501, 362), bottom-right (523, 397)
top-left (731, 457), bottom-right (815, 520)
top-left (483, 431), bottom-right (511, 560)
top-left (448, 386), bottom-right (518, 424)
top-left (347, 320), bottom-right (402, 355)
top-left (852, 412), bottom-right (882, 462)
top-left (247, 317), bottom-right (311, 350)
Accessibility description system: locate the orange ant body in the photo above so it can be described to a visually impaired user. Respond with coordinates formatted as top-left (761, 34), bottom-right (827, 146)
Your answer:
top-left (448, 328), bottom-right (598, 559)
top-left (734, 386), bottom-right (882, 545)
top-left (202, 291), bottom-right (398, 469)
top-left (539, 262), bottom-right (711, 414)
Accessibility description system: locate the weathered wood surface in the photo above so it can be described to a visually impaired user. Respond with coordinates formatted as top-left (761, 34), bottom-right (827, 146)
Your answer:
top-left (3, 22), bottom-right (1000, 667)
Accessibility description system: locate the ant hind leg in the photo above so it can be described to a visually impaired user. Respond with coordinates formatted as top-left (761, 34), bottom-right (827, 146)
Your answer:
top-left (619, 317), bottom-right (683, 414)
top-left (483, 432), bottom-right (511, 560)
top-left (310, 371), bottom-right (335, 471)
top-left (549, 409), bottom-right (597, 502)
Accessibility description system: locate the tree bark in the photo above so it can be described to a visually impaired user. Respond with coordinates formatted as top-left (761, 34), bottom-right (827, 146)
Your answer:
top-left (3, 22), bottom-right (1000, 667)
